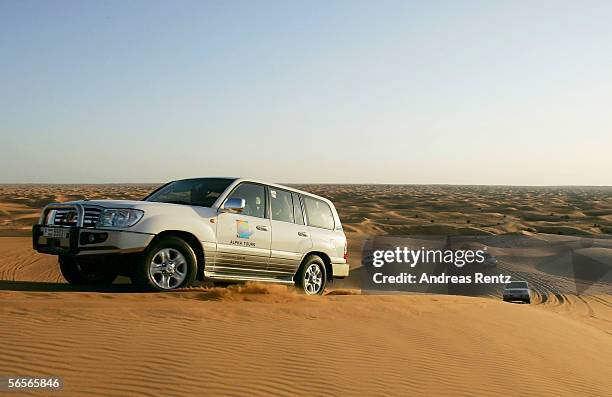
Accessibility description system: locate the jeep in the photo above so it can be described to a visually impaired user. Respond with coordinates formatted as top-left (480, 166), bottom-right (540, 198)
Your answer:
top-left (33, 178), bottom-right (349, 295)
top-left (502, 280), bottom-right (531, 304)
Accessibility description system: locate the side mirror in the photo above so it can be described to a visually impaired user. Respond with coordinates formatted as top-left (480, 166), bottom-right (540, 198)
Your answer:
top-left (222, 198), bottom-right (246, 212)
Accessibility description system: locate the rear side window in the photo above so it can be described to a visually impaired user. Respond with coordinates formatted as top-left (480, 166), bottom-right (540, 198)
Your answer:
top-left (226, 183), bottom-right (266, 218)
top-left (292, 193), bottom-right (305, 225)
top-left (303, 196), bottom-right (335, 230)
top-left (269, 188), bottom-right (294, 223)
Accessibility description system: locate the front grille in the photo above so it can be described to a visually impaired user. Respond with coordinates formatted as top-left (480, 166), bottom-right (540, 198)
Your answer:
top-left (82, 206), bottom-right (102, 228)
top-left (52, 209), bottom-right (78, 226)
top-left (51, 206), bottom-right (102, 228)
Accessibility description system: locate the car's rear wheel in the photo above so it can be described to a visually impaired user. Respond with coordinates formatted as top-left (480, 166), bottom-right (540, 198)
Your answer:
top-left (295, 255), bottom-right (327, 295)
top-left (133, 236), bottom-right (197, 291)
top-left (59, 256), bottom-right (118, 285)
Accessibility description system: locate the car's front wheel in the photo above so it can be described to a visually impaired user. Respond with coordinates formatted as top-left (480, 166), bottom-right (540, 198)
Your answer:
top-left (295, 255), bottom-right (327, 295)
top-left (59, 256), bottom-right (118, 285)
top-left (133, 236), bottom-right (197, 291)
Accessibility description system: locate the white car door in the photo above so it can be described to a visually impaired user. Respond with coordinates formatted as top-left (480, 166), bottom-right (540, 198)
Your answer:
top-left (214, 182), bottom-right (271, 278)
top-left (302, 194), bottom-right (343, 264)
top-left (268, 188), bottom-right (312, 279)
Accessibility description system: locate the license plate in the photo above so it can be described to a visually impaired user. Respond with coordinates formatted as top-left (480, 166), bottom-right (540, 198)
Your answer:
top-left (42, 227), bottom-right (69, 239)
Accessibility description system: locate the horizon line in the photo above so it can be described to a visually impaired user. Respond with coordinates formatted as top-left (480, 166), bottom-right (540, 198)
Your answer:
top-left (1, 181), bottom-right (611, 188)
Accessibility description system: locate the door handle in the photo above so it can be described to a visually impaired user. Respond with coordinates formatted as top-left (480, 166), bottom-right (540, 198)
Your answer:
top-left (298, 231), bottom-right (309, 237)
top-left (256, 225), bottom-right (269, 231)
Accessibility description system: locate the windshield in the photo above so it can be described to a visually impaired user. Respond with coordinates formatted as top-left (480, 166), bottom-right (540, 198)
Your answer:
top-left (145, 178), bottom-right (234, 207)
top-left (507, 281), bottom-right (528, 289)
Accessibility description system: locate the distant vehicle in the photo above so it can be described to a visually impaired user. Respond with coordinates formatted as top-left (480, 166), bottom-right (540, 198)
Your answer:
top-left (481, 251), bottom-right (497, 267)
top-left (32, 177), bottom-right (349, 295)
top-left (502, 281), bottom-right (531, 304)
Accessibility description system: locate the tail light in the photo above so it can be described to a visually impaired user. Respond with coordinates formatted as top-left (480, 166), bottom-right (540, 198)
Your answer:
top-left (343, 241), bottom-right (348, 261)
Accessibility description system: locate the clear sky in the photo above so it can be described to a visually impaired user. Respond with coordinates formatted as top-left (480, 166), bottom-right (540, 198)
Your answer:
top-left (1, 0), bottom-right (611, 185)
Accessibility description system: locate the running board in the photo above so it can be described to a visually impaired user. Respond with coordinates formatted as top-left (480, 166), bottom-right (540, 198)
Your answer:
top-left (205, 273), bottom-right (294, 285)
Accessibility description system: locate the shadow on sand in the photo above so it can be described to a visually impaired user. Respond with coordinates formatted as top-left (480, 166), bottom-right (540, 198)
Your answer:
top-left (0, 279), bottom-right (140, 293)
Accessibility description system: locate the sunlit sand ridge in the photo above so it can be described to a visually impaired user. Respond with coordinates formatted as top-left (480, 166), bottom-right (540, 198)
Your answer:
top-left (0, 184), bottom-right (611, 396)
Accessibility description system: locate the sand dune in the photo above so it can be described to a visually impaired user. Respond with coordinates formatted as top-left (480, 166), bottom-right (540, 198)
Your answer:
top-left (2, 184), bottom-right (611, 237)
top-left (0, 237), bottom-right (60, 283)
top-left (296, 184), bottom-right (612, 237)
top-left (1, 284), bottom-right (612, 396)
top-left (1, 237), bottom-right (611, 396)
top-left (1, 184), bottom-right (611, 396)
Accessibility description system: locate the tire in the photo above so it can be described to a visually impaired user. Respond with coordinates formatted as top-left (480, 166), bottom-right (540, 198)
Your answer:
top-left (59, 255), bottom-right (118, 285)
top-left (295, 255), bottom-right (327, 295)
top-left (133, 236), bottom-right (197, 291)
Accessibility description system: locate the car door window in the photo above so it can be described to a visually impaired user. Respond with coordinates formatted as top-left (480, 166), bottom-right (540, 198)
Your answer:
top-left (303, 196), bottom-right (334, 229)
top-left (292, 193), bottom-right (305, 225)
top-left (270, 188), bottom-right (294, 223)
top-left (226, 183), bottom-right (266, 218)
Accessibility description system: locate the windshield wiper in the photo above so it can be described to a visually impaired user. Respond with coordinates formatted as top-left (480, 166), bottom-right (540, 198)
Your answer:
top-left (164, 200), bottom-right (192, 206)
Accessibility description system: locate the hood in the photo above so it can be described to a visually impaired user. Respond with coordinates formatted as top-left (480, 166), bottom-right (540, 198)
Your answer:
top-left (66, 199), bottom-right (147, 208)
top-left (64, 199), bottom-right (217, 214)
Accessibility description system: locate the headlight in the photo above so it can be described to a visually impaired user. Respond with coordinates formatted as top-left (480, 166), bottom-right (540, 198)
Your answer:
top-left (97, 209), bottom-right (144, 228)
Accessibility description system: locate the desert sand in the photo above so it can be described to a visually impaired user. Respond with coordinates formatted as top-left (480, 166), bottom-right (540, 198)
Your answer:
top-left (1, 184), bottom-right (611, 396)
top-left (2, 184), bottom-right (612, 237)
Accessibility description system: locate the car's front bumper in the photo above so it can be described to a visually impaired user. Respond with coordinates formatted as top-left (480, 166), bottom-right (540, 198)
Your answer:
top-left (503, 294), bottom-right (530, 300)
top-left (33, 224), bottom-right (154, 256)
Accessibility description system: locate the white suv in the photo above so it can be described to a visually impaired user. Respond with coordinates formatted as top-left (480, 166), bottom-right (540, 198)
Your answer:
top-left (33, 178), bottom-right (349, 295)
top-left (502, 281), bottom-right (531, 304)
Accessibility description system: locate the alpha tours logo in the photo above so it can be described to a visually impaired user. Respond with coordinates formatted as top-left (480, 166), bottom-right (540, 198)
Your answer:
top-left (230, 220), bottom-right (256, 247)
top-left (236, 220), bottom-right (253, 239)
